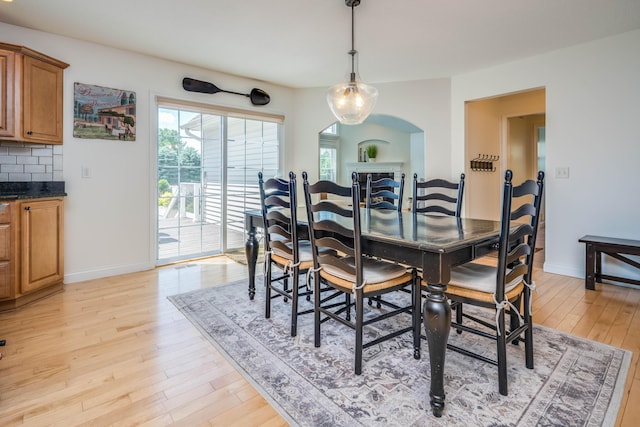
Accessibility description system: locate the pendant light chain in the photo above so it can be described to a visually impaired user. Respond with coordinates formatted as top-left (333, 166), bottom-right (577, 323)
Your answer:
top-left (350, 2), bottom-right (356, 82)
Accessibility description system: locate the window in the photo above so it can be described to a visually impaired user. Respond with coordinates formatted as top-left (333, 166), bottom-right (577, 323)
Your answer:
top-left (321, 123), bottom-right (338, 135)
top-left (319, 146), bottom-right (337, 181)
top-left (319, 123), bottom-right (339, 182)
top-left (226, 117), bottom-right (280, 248)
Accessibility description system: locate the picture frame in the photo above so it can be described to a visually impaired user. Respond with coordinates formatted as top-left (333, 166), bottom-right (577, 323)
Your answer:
top-left (73, 82), bottom-right (136, 141)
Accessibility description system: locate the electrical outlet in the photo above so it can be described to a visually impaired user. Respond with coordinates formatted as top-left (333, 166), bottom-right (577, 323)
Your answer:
top-left (555, 167), bottom-right (570, 179)
top-left (82, 166), bottom-right (92, 179)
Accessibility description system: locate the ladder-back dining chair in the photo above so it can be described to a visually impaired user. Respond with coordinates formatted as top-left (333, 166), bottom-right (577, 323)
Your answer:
top-left (412, 173), bottom-right (465, 217)
top-left (442, 170), bottom-right (544, 396)
top-left (302, 171), bottom-right (417, 374)
top-left (366, 173), bottom-right (405, 211)
top-left (258, 171), bottom-right (313, 337)
top-left (365, 172), bottom-right (406, 307)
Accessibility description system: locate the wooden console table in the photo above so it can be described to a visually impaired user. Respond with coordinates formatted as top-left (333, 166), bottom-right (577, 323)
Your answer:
top-left (579, 235), bottom-right (640, 290)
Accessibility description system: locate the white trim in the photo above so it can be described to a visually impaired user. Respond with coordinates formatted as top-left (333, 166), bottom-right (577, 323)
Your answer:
top-left (64, 262), bottom-right (154, 284)
top-left (346, 162), bottom-right (404, 173)
top-left (543, 262), bottom-right (581, 279)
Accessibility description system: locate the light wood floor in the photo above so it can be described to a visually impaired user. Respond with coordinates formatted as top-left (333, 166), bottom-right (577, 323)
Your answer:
top-left (0, 257), bottom-right (638, 426)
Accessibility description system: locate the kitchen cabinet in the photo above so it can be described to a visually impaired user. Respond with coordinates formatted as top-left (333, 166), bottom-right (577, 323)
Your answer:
top-left (0, 49), bottom-right (15, 138)
top-left (0, 202), bottom-right (15, 300)
top-left (0, 197), bottom-right (64, 311)
top-left (0, 42), bottom-right (69, 144)
top-left (21, 198), bottom-right (64, 293)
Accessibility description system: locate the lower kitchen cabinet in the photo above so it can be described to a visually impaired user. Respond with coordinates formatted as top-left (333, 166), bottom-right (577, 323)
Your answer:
top-left (21, 198), bottom-right (64, 293)
top-left (0, 202), bottom-right (14, 300)
top-left (0, 197), bottom-right (64, 311)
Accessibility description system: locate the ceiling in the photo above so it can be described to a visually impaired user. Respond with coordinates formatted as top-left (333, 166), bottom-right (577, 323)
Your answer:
top-left (1, 0), bottom-right (639, 89)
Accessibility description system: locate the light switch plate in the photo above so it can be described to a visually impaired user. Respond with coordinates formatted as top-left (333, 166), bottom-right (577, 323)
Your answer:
top-left (555, 167), bottom-right (570, 179)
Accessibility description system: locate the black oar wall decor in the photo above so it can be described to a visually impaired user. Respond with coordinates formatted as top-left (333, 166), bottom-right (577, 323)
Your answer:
top-left (182, 77), bottom-right (271, 106)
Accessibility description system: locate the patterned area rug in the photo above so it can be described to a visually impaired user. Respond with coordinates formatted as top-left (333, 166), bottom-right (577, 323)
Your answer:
top-left (168, 277), bottom-right (631, 426)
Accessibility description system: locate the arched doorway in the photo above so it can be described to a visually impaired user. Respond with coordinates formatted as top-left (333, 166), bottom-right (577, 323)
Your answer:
top-left (318, 114), bottom-right (425, 199)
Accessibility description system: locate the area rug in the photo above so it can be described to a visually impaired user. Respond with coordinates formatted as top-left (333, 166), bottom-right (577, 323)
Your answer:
top-left (168, 277), bottom-right (631, 426)
top-left (224, 248), bottom-right (264, 266)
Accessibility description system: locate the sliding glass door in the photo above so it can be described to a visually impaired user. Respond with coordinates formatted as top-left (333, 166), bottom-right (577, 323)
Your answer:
top-left (156, 101), bottom-right (280, 264)
top-left (157, 108), bottom-right (222, 263)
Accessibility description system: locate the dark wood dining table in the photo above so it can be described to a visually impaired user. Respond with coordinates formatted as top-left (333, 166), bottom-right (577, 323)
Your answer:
top-left (244, 207), bottom-right (501, 417)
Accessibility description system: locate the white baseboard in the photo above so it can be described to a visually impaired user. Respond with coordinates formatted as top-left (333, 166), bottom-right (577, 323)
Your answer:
top-left (64, 262), bottom-right (155, 284)
top-left (543, 262), bottom-right (583, 279)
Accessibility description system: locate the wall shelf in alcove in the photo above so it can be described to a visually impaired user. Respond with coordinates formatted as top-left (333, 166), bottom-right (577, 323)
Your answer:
top-left (357, 139), bottom-right (390, 162)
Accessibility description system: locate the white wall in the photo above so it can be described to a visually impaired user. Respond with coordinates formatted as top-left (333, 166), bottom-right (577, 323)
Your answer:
top-left (0, 22), bottom-right (295, 283)
top-left (452, 29), bottom-right (640, 280)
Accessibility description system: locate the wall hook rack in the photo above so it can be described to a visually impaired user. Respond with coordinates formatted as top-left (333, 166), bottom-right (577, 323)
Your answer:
top-left (470, 154), bottom-right (499, 172)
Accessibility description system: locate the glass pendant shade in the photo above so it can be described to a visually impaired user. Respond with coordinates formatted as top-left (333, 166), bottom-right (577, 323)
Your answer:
top-left (327, 1), bottom-right (378, 125)
top-left (327, 69), bottom-right (378, 125)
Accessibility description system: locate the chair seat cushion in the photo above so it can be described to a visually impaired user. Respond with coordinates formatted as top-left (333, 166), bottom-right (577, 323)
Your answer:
top-left (271, 240), bottom-right (314, 262)
top-left (322, 256), bottom-right (410, 285)
top-left (448, 262), bottom-right (523, 294)
top-left (271, 254), bottom-right (315, 272)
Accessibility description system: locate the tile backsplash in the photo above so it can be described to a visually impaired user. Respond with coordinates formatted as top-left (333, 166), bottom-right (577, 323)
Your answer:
top-left (0, 141), bottom-right (63, 182)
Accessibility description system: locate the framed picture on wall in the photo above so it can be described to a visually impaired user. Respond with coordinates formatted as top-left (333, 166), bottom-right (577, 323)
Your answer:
top-left (73, 82), bottom-right (136, 141)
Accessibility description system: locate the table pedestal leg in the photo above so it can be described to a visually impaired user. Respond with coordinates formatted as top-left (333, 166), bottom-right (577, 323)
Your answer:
top-left (245, 225), bottom-right (259, 300)
top-left (423, 284), bottom-right (450, 417)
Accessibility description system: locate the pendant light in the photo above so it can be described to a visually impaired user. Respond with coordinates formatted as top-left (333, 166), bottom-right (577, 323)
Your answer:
top-left (327, 0), bottom-right (378, 125)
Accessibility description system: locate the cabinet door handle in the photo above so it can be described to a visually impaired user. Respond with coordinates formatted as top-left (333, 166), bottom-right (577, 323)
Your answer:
top-left (24, 206), bottom-right (30, 211)
top-left (27, 131), bottom-right (33, 135)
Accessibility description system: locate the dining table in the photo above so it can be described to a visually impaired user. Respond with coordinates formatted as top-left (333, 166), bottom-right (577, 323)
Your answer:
top-left (244, 207), bottom-right (501, 417)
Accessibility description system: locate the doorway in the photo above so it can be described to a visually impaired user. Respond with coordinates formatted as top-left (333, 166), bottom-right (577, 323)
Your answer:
top-left (506, 114), bottom-right (545, 184)
top-left (506, 114), bottom-right (546, 263)
top-left (156, 101), bottom-right (281, 265)
top-left (465, 88), bottom-right (546, 264)
top-left (318, 114), bottom-right (425, 190)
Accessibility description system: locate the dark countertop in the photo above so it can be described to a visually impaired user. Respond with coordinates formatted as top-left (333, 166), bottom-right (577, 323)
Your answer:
top-left (0, 181), bottom-right (66, 200)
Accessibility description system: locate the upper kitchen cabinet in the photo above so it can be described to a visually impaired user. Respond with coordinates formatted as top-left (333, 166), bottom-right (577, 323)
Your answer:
top-left (0, 42), bottom-right (69, 144)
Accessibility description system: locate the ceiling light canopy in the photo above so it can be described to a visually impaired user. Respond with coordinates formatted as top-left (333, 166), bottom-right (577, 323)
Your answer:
top-left (327, 0), bottom-right (378, 126)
